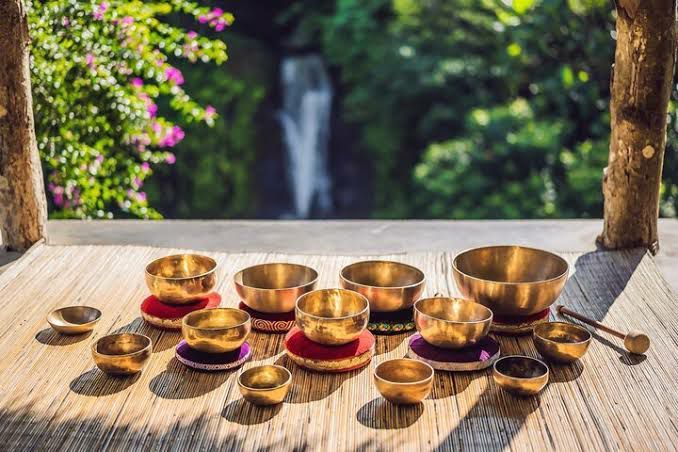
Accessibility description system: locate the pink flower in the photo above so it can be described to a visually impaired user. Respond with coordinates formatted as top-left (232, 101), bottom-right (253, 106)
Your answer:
top-left (141, 162), bottom-right (150, 173)
top-left (96, 155), bottom-right (104, 163)
top-left (165, 153), bottom-right (176, 164)
top-left (53, 193), bottom-right (64, 207)
top-left (147, 101), bottom-right (157, 118)
top-left (205, 105), bottom-right (216, 119)
top-left (131, 77), bottom-right (143, 88)
top-left (122, 16), bottom-right (134, 25)
top-left (85, 53), bottom-right (95, 69)
top-left (187, 31), bottom-right (197, 40)
top-left (198, 15), bottom-right (208, 24)
top-left (164, 67), bottom-right (184, 86)
top-left (92, 2), bottom-right (108, 20)
top-left (133, 176), bottom-right (143, 189)
top-left (151, 121), bottom-right (162, 134)
top-left (137, 191), bottom-right (147, 202)
top-left (172, 125), bottom-right (185, 142)
top-left (62, 17), bottom-right (70, 27)
top-left (214, 21), bottom-right (225, 32)
top-left (211, 7), bottom-right (223, 16)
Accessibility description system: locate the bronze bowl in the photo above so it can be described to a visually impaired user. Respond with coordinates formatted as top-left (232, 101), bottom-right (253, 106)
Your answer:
top-left (340, 260), bottom-right (425, 312)
top-left (374, 358), bottom-right (434, 404)
top-left (493, 355), bottom-right (549, 397)
top-left (414, 296), bottom-right (492, 349)
top-left (234, 263), bottom-right (318, 313)
top-left (238, 365), bottom-right (292, 406)
top-left (295, 289), bottom-right (369, 346)
top-left (91, 333), bottom-right (152, 376)
top-left (533, 322), bottom-right (592, 363)
top-left (48, 306), bottom-right (102, 335)
top-left (182, 308), bottom-right (251, 353)
top-left (145, 254), bottom-right (218, 305)
top-left (452, 246), bottom-right (568, 316)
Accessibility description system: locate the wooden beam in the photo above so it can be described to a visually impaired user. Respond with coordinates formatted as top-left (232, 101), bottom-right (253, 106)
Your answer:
top-left (599, 0), bottom-right (677, 253)
top-left (0, 0), bottom-right (47, 251)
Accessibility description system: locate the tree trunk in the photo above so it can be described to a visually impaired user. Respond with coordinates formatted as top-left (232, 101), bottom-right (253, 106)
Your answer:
top-left (598, 0), bottom-right (677, 253)
top-left (0, 0), bottom-right (47, 251)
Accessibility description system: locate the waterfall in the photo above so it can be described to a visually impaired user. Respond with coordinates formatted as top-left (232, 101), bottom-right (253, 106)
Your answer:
top-left (278, 54), bottom-right (333, 218)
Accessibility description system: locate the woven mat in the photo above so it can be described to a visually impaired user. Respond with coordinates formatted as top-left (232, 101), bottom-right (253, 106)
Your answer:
top-left (0, 244), bottom-right (676, 451)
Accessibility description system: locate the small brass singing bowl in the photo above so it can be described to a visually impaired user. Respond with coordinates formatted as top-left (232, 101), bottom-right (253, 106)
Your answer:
top-left (91, 333), bottom-right (152, 376)
top-left (238, 365), bottom-right (292, 406)
top-left (295, 289), bottom-right (369, 346)
top-left (414, 297), bottom-right (492, 349)
top-left (493, 355), bottom-right (549, 397)
top-left (533, 322), bottom-right (592, 363)
top-left (234, 263), bottom-right (318, 313)
top-left (47, 306), bottom-right (102, 335)
top-left (182, 308), bottom-right (251, 353)
top-left (453, 246), bottom-right (568, 316)
top-left (145, 254), bottom-right (217, 305)
top-left (340, 260), bottom-right (425, 312)
top-left (374, 358), bottom-right (434, 404)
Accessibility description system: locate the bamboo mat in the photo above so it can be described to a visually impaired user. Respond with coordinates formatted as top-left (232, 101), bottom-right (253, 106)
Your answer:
top-left (0, 244), bottom-right (676, 451)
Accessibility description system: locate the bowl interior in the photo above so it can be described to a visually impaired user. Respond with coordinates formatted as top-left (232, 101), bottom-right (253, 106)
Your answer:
top-left (240, 365), bottom-right (290, 390)
top-left (95, 333), bottom-right (150, 356)
top-left (341, 261), bottom-right (424, 288)
top-left (495, 356), bottom-right (547, 379)
top-left (50, 306), bottom-right (101, 326)
top-left (235, 263), bottom-right (317, 290)
top-left (184, 308), bottom-right (249, 330)
top-left (375, 359), bottom-right (433, 383)
top-left (297, 289), bottom-right (367, 318)
top-left (455, 246), bottom-right (567, 284)
top-left (535, 322), bottom-right (591, 344)
top-left (146, 254), bottom-right (216, 279)
top-left (416, 298), bottom-right (491, 323)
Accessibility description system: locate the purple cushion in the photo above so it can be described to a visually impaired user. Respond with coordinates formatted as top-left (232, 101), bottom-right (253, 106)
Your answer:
top-left (175, 340), bottom-right (251, 371)
top-left (408, 334), bottom-right (499, 363)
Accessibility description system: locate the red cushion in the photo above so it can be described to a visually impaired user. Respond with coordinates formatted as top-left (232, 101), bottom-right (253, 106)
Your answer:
top-left (284, 327), bottom-right (375, 360)
top-left (141, 293), bottom-right (221, 319)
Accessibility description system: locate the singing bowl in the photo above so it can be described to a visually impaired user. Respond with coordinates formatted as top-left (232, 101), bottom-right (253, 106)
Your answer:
top-left (374, 358), bottom-right (434, 404)
top-left (91, 333), bottom-right (152, 375)
top-left (238, 365), bottom-right (292, 406)
top-left (452, 246), bottom-right (568, 316)
top-left (182, 308), bottom-right (251, 353)
top-left (145, 254), bottom-right (217, 305)
top-left (340, 261), bottom-right (425, 312)
top-left (234, 263), bottom-right (318, 313)
top-left (533, 322), bottom-right (592, 363)
top-left (295, 289), bottom-right (369, 346)
top-left (414, 297), bottom-right (492, 349)
top-left (493, 355), bottom-right (549, 397)
top-left (48, 306), bottom-right (102, 335)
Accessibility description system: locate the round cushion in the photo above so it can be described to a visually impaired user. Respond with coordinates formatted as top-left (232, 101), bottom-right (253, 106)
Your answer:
top-left (407, 334), bottom-right (501, 371)
top-left (175, 340), bottom-right (251, 371)
top-left (491, 308), bottom-right (550, 335)
top-left (238, 302), bottom-right (295, 333)
top-left (368, 308), bottom-right (415, 334)
top-left (141, 293), bottom-right (221, 330)
top-left (284, 327), bottom-right (375, 372)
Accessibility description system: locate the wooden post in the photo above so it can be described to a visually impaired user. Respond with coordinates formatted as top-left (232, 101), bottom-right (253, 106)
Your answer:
top-left (598, 0), bottom-right (677, 253)
top-left (0, 0), bottom-right (47, 251)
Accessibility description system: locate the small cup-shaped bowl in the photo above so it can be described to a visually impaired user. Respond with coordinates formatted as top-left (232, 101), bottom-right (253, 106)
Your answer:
top-left (414, 297), bottom-right (492, 349)
top-left (234, 263), bottom-right (318, 313)
top-left (533, 322), bottom-right (592, 363)
top-left (48, 306), bottom-right (102, 335)
top-left (182, 308), bottom-right (251, 353)
top-left (374, 358), bottom-right (434, 404)
top-left (493, 355), bottom-right (549, 397)
top-left (91, 333), bottom-right (152, 376)
top-left (238, 365), bottom-right (292, 406)
top-left (295, 289), bottom-right (369, 346)
top-left (145, 254), bottom-right (218, 305)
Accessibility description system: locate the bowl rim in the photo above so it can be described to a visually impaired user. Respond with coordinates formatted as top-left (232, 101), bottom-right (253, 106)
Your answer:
top-left (493, 355), bottom-right (549, 380)
top-left (233, 262), bottom-right (319, 292)
top-left (533, 321), bottom-right (592, 345)
top-left (340, 260), bottom-right (426, 290)
top-left (295, 289), bottom-right (370, 321)
top-left (414, 296), bottom-right (493, 325)
top-left (145, 254), bottom-right (218, 281)
top-left (91, 333), bottom-right (152, 358)
top-left (237, 365), bottom-right (292, 391)
top-left (182, 307), bottom-right (251, 331)
top-left (374, 358), bottom-right (434, 385)
top-left (48, 305), bottom-right (102, 326)
top-left (452, 245), bottom-right (569, 285)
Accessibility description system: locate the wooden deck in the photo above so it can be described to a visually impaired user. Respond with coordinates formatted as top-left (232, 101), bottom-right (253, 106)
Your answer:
top-left (0, 241), bottom-right (676, 451)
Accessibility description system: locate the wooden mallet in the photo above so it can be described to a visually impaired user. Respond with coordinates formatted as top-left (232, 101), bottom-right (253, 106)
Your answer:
top-left (557, 305), bottom-right (650, 355)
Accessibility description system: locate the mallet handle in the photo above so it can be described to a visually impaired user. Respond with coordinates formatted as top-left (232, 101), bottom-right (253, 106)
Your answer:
top-left (557, 305), bottom-right (625, 340)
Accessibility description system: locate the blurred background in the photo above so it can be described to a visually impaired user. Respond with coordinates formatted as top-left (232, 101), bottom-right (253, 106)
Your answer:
top-left (31, 0), bottom-right (677, 220)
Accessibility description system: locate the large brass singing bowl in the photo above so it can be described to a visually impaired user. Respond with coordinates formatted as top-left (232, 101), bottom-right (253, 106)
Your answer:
top-left (533, 322), bottom-right (592, 363)
top-left (48, 306), bottom-right (102, 335)
top-left (295, 289), bottom-right (369, 346)
top-left (340, 261), bottom-right (425, 312)
top-left (145, 254), bottom-right (217, 305)
top-left (91, 333), bottom-right (152, 376)
top-left (234, 263), bottom-right (318, 313)
top-left (452, 246), bottom-right (568, 316)
top-left (414, 297), bottom-right (492, 349)
top-left (182, 308), bottom-right (251, 353)
top-left (493, 355), bottom-right (549, 397)
top-left (374, 358), bottom-right (434, 404)
top-left (238, 365), bottom-right (292, 406)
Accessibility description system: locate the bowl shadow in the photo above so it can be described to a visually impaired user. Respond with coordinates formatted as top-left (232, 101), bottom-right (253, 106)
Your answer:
top-left (35, 328), bottom-right (92, 346)
top-left (70, 368), bottom-right (141, 396)
top-left (149, 357), bottom-right (231, 399)
top-left (221, 398), bottom-right (283, 425)
top-left (356, 398), bottom-right (424, 429)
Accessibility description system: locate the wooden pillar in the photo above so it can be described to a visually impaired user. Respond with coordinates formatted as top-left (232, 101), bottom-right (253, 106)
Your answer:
top-left (598, 0), bottom-right (677, 253)
top-left (0, 0), bottom-right (47, 251)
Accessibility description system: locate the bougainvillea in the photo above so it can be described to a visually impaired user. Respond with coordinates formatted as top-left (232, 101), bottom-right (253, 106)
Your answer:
top-left (28, 0), bottom-right (232, 218)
